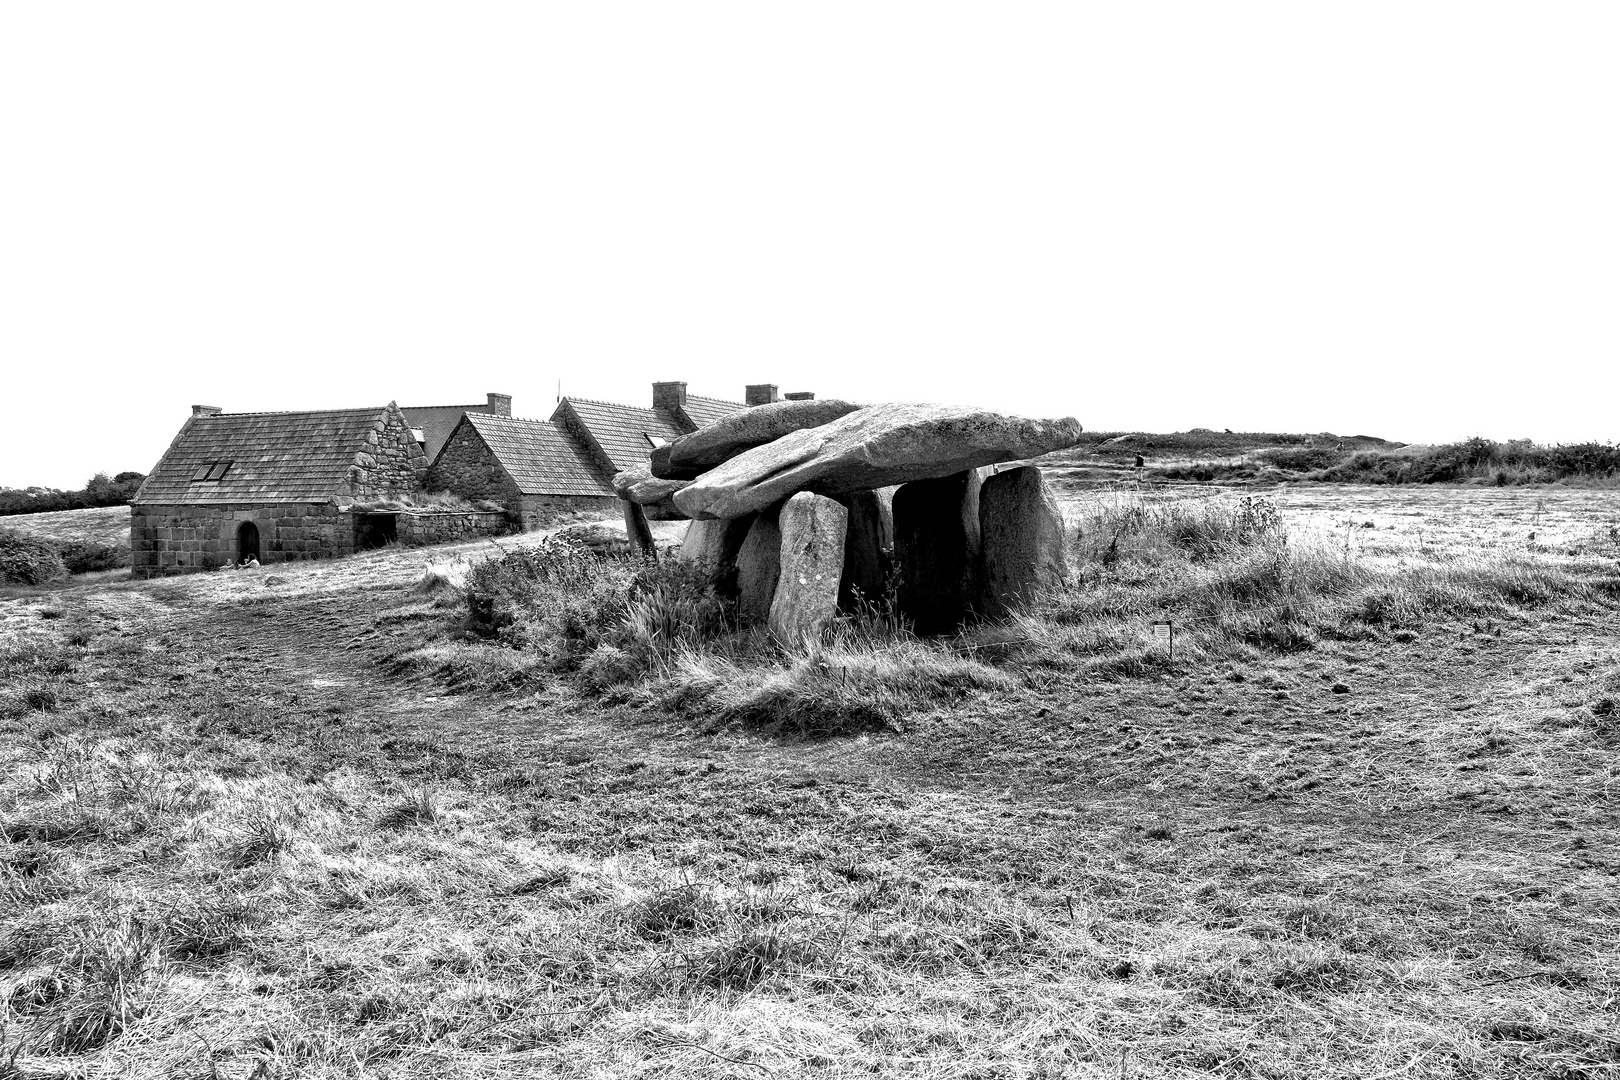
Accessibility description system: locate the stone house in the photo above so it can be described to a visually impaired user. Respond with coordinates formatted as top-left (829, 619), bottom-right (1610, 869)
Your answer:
top-left (427, 381), bottom-right (811, 524)
top-left (401, 392), bottom-right (512, 461)
top-left (133, 392), bottom-right (522, 576)
top-left (424, 413), bottom-right (621, 527)
top-left (132, 382), bottom-right (814, 575)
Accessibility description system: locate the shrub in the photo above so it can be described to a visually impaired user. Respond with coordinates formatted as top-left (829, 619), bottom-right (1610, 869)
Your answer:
top-left (1258, 445), bottom-right (1347, 472)
top-left (622, 559), bottom-right (731, 652)
top-left (54, 539), bottom-right (128, 574)
top-left (0, 529), bottom-right (68, 586)
top-left (462, 536), bottom-right (617, 640)
top-left (1312, 438), bottom-right (1620, 485)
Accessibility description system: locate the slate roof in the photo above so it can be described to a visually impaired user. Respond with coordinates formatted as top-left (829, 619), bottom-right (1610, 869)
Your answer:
top-left (559, 398), bottom-right (688, 473)
top-left (679, 394), bottom-right (747, 429)
top-left (463, 414), bottom-right (612, 497)
top-left (400, 403), bottom-right (491, 464)
top-left (134, 408), bottom-right (391, 506)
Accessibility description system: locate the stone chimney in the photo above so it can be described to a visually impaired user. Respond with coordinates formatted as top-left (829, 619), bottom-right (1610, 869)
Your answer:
top-left (486, 392), bottom-right (512, 416)
top-left (784, 391), bottom-right (815, 401)
top-left (745, 384), bottom-right (780, 406)
top-left (652, 381), bottom-right (688, 411)
top-left (192, 405), bottom-right (223, 417)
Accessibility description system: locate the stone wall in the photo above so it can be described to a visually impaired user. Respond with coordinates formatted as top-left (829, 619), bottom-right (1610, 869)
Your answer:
top-left (396, 510), bottom-right (513, 546)
top-left (131, 502), bottom-right (355, 577)
top-left (350, 407), bottom-right (427, 500)
top-left (515, 494), bottom-right (619, 531)
top-left (423, 422), bottom-right (523, 504)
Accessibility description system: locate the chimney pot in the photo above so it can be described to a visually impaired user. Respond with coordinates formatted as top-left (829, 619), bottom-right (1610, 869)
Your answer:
top-left (783, 391), bottom-right (815, 401)
top-left (192, 405), bottom-right (223, 417)
top-left (745, 383), bottom-right (780, 406)
top-left (486, 392), bottom-right (513, 416)
top-left (652, 381), bottom-right (688, 411)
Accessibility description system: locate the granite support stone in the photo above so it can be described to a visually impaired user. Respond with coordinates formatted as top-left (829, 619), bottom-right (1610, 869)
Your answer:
top-left (769, 493), bottom-right (848, 647)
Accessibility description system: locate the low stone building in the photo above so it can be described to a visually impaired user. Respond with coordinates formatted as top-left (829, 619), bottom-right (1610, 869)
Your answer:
top-left (426, 413), bottom-right (621, 527)
top-left (427, 381), bottom-right (811, 522)
top-left (132, 382), bottom-right (813, 575)
top-left (132, 403), bottom-right (429, 576)
top-left (401, 392), bottom-right (512, 462)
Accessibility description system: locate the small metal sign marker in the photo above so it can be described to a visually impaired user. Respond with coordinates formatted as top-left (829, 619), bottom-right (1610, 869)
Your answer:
top-left (1152, 619), bottom-right (1174, 660)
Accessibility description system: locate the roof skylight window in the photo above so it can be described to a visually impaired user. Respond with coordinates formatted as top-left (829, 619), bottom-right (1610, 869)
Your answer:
top-left (645, 434), bottom-right (669, 448)
top-left (191, 461), bottom-right (233, 482)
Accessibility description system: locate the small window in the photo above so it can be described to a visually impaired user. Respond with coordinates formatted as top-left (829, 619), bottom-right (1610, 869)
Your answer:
top-left (190, 461), bottom-right (233, 482)
top-left (645, 434), bottom-right (669, 448)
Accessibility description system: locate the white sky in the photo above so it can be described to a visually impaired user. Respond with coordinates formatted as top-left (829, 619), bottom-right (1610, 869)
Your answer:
top-left (2, 3), bottom-right (1616, 489)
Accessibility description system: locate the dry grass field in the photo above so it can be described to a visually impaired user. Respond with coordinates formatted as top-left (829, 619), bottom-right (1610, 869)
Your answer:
top-left (2, 486), bottom-right (1618, 1078)
top-left (0, 508), bottom-right (131, 553)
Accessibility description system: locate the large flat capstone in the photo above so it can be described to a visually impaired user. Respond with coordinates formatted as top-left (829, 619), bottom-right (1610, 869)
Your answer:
top-left (612, 467), bottom-right (691, 518)
top-left (672, 403), bottom-right (1082, 520)
top-left (666, 398), bottom-right (863, 472)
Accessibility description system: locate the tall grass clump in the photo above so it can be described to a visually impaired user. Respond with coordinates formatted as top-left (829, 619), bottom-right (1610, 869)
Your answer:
top-left (1043, 492), bottom-right (1585, 664)
top-left (462, 536), bottom-right (635, 655)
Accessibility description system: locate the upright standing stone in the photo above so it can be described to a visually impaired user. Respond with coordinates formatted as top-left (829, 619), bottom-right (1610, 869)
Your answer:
top-left (769, 493), bottom-right (848, 648)
top-left (979, 465), bottom-right (1069, 617)
top-left (678, 516), bottom-right (754, 596)
top-left (622, 499), bottom-right (657, 560)
top-left (892, 470), bottom-right (985, 634)
top-left (735, 507), bottom-right (783, 625)
top-left (837, 488), bottom-right (893, 611)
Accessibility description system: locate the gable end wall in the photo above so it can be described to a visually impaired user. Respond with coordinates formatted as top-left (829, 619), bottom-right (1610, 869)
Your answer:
top-left (349, 407), bottom-right (427, 500)
top-left (424, 422), bottom-right (524, 506)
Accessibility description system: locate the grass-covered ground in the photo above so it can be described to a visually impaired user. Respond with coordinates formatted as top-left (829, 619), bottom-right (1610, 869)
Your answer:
top-left (0, 507), bottom-right (130, 552)
top-left (2, 488), bottom-right (1618, 1078)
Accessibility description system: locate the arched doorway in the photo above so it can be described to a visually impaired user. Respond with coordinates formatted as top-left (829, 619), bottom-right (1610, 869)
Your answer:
top-left (236, 521), bottom-right (260, 564)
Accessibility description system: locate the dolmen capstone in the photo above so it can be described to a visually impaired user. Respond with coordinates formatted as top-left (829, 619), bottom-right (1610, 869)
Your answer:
top-left (672, 402), bottom-right (1080, 520)
top-left (612, 466), bottom-right (690, 520)
top-left (656, 401), bottom-right (1080, 646)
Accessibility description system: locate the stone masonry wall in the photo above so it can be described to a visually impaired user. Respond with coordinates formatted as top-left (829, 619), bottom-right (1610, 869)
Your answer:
top-left (516, 494), bottom-right (619, 531)
top-left (396, 510), bottom-right (513, 546)
top-left (423, 423), bottom-right (524, 505)
top-left (350, 408), bottom-right (427, 500)
top-left (131, 503), bottom-right (355, 577)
